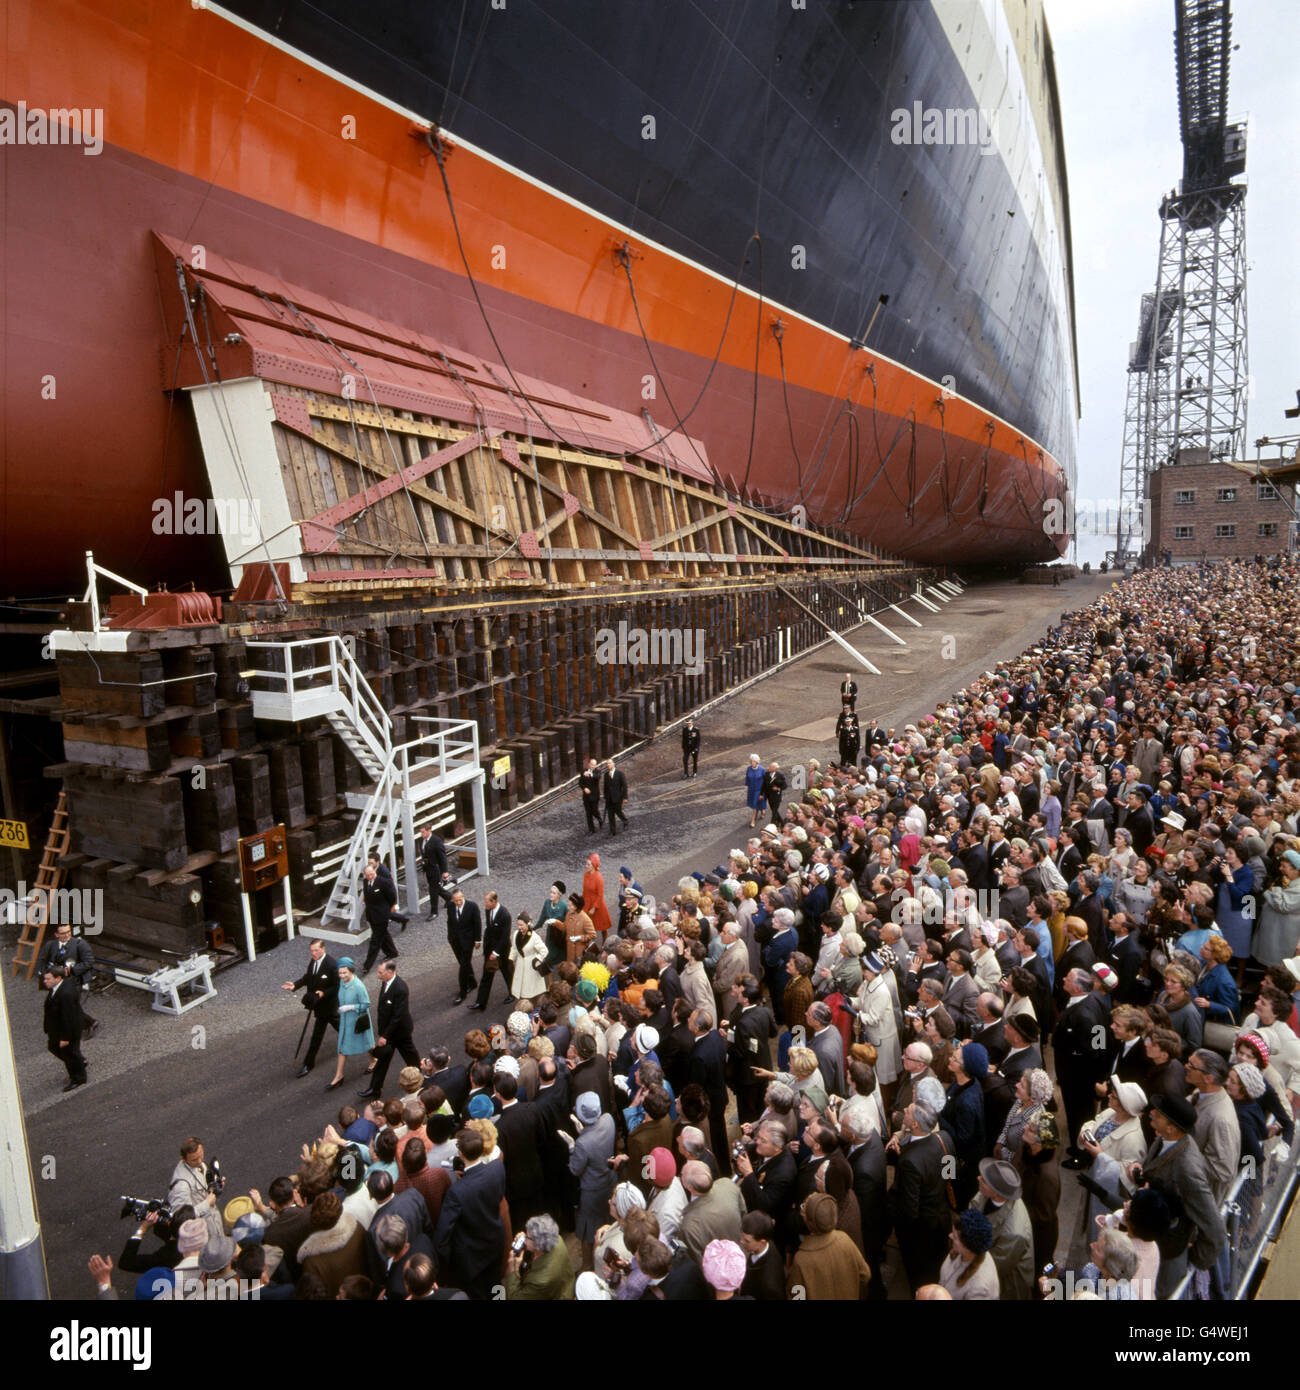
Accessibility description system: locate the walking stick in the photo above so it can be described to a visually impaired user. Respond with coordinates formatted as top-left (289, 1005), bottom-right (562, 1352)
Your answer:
top-left (294, 1006), bottom-right (312, 1060)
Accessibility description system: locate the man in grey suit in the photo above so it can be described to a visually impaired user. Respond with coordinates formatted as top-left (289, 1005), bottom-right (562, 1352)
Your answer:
top-left (1126, 1094), bottom-right (1227, 1300)
top-left (807, 1002), bottom-right (846, 1098)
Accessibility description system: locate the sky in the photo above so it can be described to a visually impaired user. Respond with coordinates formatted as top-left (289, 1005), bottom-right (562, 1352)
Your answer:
top-left (1043, 0), bottom-right (1300, 563)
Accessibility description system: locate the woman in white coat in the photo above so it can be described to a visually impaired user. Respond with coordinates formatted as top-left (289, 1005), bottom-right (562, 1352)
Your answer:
top-left (508, 913), bottom-right (550, 1004)
top-left (1078, 1079), bottom-right (1148, 1224)
top-left (854, 952), bottom-right (900, 1088)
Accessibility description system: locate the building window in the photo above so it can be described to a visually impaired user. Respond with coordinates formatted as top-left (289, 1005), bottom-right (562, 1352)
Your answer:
top-left (1173, 525), bottom-right (1194, 540)
top-left (1257, 481), bottom-right (1279, 502)
top-left (1174, 489), bottom-right (1195, 504)
top-left (1215, 524), bottom-right (1236, 539)
top-left (1216, 487), bottom-right (1237, 503)
top-left (1258, 522), bottom-right (1278, 538)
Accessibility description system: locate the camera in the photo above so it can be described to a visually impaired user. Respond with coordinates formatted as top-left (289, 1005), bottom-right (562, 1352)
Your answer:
top-left (207, 1159), bottom-right (227, 1196)
top-left (512, 1233), bottom-right (526, 1255)
top-left (120, 1196), bottom-right (173, 1224)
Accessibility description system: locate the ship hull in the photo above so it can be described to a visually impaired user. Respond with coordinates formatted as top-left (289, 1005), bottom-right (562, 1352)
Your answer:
top-left (1, 0), bottom-right (1074, 594)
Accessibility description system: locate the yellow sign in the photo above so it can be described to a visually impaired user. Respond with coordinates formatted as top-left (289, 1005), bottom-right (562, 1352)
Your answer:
top-left (491, 755), bottom-right (511, 779)
top-left (0, 818), bottom-right (30, 849)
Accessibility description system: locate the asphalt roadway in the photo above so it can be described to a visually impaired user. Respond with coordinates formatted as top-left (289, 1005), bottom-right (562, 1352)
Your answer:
top-left (5, 571), bottom-right (1116, 1299)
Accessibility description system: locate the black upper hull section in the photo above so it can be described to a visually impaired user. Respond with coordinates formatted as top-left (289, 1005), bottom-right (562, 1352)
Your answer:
top-left (221, 0), bottom-right (1078, 483)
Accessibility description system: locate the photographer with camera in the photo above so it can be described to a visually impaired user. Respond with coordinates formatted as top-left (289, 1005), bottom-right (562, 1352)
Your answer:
top-left (167, 1136), bottom-right (226, 1245)
top-left (116, 1198), bottom-right (196, 1273)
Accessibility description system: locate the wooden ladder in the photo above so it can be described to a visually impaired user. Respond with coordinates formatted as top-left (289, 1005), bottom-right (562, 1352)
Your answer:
top-left (11, 788), bottom-right (70, 980)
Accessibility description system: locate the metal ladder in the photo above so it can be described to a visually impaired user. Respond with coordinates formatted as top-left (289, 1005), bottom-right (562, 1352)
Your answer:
top-left (10, 789), bottom-right (71, 979)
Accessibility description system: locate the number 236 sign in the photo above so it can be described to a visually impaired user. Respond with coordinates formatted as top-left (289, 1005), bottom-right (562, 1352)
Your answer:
top-left (0, 819), bottom-right (29, 849)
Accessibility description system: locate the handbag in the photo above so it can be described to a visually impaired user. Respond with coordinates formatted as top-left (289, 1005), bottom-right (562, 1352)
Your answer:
top-left (353, 1010), bottom-right (371, 1032)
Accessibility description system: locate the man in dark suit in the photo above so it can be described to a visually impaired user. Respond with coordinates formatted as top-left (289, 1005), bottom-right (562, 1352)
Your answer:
top-left (579, 758), bottom-right (603, 834)
top-left (1012, 928), bottom-right (1053, 1026)
top-left (1118, 790), bottom-right (1155, 855)
top-left (37, 924), bottom-right (99, 1035)
top-left (361, 864), bottom-right (400, 974)
top-left (1106, 914), bottom-right (1146, 1005)
top-left (1086, 787), bottom-right (1115, 833)
top-left (681, 718), bottom-right (701, 779)
top-left (686, 1010), bottom-right (731, 1177)
top-left (1054, 967), bottom-right (1111, 1163)
top-left (970, 995), bottom-right (1010, 1066)
top-left (446, 889), bottom-right (482, 1005)
top-left (997, 1015), bottom-right (1043, 1086)
top-left (419, 824), bottom-right (454, 919)
top-left (808, 1002), bottom-right (846, 1097)
top-left (425, 1048), bottom-right (469, 1116)
top-left (887, 1103), bottom-right (951, 1294)
top-left (42, 967), bottom-right (87, 1091)
top-left (470, 891), bottom-right (513, 1011)
top-left (602, 758), bottom-right (629, 835)
top-left (284, 938), bottom-right (340, 1079)
top-left (358, 960), bottom-right (419, 1098)
top-left (957, 830), bottom-right (992, 892)
top-left (735, 1122), bottom-right (797, 1231)
top-left (658, 999), bottom-right (696, 1096)
top-left (372, 1211), bottom-right (435, 1301)
top-left (724, 977), bottom-right (777, 1123)
top-left (364, 1170), bottom-right (432, 1285)
top-left (1073, 872), bottom-right (1109, 957)
top-left (839, 1096), bottom-right (888, 1299)
top-left (433, 1128), bottom-right (508, 1300)
top-left (492, 1072), bottom-right (547, 1226)
top-left (738, 1212), bottom-right (786, 1300)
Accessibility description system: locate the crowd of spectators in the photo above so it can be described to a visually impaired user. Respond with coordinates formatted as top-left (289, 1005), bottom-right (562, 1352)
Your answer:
top-left (90, 557), bottom-right (1300, 1300)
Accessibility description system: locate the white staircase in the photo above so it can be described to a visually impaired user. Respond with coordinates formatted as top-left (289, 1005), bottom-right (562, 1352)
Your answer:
top-left (246, 636), bottom-right (488, 933)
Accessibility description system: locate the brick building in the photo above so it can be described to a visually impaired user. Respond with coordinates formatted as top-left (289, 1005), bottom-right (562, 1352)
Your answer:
top-left (1148, 453), bottom-right (1297, 564)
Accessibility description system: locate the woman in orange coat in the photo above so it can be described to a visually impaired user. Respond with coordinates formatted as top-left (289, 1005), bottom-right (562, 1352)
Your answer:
top-left (582, 852), bottom-right (613, 941)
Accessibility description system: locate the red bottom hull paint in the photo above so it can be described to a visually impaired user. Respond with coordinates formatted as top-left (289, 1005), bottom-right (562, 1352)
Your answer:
top-left (0, 136), bottom-right (1064, 595)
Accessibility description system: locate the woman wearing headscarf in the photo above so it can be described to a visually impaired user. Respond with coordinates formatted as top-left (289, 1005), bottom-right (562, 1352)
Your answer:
top-left (1226, 1063), bottom-right (1273, 1182)
top-left (1233, 1032), bottom-right (1295, 1139)
top-left (938, 1208), bottom-right (1000, 1300)
top-left (538, 880), bottom-right (569, 969)
top-left (785, 1192), bottom-right (871, 1300)
top-left (506, 913), bottom-right (550, 1005)
top-left (593, 1181), bottom-right (647, 1273)
top-left (582, 853), bottom-right (613, 944)
top-left (992, 1067), bottom-right (1054, 1164)
top-left (326, 959), bottom-right (373, 1091)
top-left (702, 1238), bottom-right (751, 1301)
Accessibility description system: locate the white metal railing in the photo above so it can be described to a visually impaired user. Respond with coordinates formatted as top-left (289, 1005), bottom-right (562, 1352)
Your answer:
top-left (245, 638), bottom-right (486, 928)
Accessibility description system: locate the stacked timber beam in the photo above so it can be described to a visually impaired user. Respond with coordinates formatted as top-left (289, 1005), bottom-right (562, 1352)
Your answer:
top-left (44, 568), bottom-right (937, 965)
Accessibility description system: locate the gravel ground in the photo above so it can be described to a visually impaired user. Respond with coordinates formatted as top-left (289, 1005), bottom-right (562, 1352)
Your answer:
top-left (4, 571), bottom-right (1115, 1297)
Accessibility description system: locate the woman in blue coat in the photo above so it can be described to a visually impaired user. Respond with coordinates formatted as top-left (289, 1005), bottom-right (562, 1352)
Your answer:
top-left (327, 958), bottom-right (373, 1090)
top-left (940, 1044), bottom-right (988, 1207)
top-left (745, 754), bottom-right (767, 828)
top-left (1215, 846), bottom-right (1255, 965)
top-left (1192, 935), bottom-right (1239, 1025)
